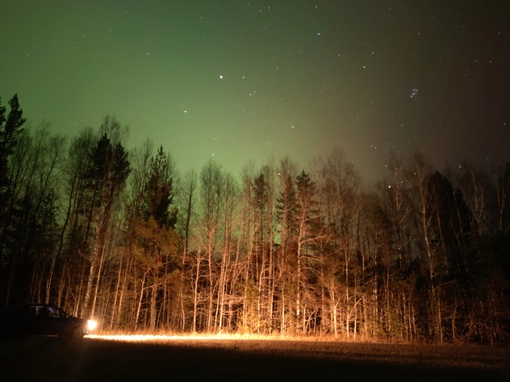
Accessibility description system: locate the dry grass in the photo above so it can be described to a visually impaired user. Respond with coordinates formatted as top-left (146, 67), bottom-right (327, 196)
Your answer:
top-left (1, 334), bottom-right (509, 381)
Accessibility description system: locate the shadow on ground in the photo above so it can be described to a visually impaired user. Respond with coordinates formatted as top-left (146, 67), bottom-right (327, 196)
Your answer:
top-left (0, 337), bottom-right (508, 381)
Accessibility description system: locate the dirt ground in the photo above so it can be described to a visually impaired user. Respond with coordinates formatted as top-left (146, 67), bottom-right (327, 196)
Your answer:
top-left (1, 336), bottom-right (509, 381)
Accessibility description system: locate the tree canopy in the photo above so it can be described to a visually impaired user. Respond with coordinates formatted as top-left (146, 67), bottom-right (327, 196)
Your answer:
top-left (0, 96), bottom-right (508, 344)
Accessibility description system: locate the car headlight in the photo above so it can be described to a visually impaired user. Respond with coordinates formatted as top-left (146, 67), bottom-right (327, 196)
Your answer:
top-left (87, 319), bottom-right (98, 331)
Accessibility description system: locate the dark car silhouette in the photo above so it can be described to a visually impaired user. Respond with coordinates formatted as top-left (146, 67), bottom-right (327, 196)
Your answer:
top-left (0, 303), bottom-right (97, 339)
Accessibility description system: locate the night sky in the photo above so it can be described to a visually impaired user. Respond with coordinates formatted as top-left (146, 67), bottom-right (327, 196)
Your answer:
top-left (2, 0), bottom-right (509, 182)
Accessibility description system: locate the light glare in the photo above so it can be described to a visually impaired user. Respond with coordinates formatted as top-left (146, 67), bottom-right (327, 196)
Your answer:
top-left (87, 319), bottom-right (98, 331)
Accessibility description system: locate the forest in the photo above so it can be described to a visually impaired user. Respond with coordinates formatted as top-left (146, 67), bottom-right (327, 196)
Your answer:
top-left (1, 94), bottom-right (509, 344)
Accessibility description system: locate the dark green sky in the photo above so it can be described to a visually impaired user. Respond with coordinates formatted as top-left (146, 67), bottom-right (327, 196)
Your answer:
top-left (2, 0), bottom-right (509, 182)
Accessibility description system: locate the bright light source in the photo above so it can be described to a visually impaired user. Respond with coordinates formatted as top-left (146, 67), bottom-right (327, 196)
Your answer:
top-left (87, 319), bottom-right (98, 331)
top-left (86, 333), bottom-right (271, 343)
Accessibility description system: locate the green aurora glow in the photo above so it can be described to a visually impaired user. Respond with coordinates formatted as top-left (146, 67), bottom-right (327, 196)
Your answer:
top-left (1, 0), bottom-right (509, 182)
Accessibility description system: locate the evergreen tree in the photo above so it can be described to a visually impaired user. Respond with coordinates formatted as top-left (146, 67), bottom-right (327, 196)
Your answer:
top-left (132, 145), bottom-right (179, 330)
top-left (0, 94), bottom-right (26, 202)
top-left (145, 146), bottom-right (177, 228)
top-left (0, 95), bottom-right (26, 297)
top-left (82, 126), bottom-right (131, 316)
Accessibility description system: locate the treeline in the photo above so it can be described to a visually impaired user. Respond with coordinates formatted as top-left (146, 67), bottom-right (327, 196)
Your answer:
top-left (1, 94), bottom-right (509, 343)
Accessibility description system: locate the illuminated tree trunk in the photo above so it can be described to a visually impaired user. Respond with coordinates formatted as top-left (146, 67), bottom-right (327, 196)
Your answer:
top-left (82, 122), bottom-right (130, 318)
top-left (238, 166), bottom-right (257, 333)
top-left (178, 170), bottom-right (197, 331)
top-left (275, 158), bottom-right (298, 333)
top-left (199, 160), bottom-right (223, 332)
top-left (150, 273), bottom-right (158, 330)
top-left (312, 148), bottom-right (360, 338)
top-left (410, 153), bottom-right (444, 342)
top-left (215, 174), bottom-right (237, 332)
top-left (110, 246), bottom-right (132, 330)
top-left (191, 250), bottom-right (205, 332)
top-left (253, 164), bottom-right (277, 334)
top-left (135, 271), bottom-right (147, 330)
top-left (252, 173), bottom-right (268, 333)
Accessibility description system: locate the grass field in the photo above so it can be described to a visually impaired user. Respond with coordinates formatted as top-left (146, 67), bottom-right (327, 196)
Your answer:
top-left (1, 335), bottom-right (509, 381)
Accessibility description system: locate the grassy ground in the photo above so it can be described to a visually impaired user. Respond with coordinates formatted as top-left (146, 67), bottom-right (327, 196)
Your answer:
top-left (1, 336), bottom-right (508, 381)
